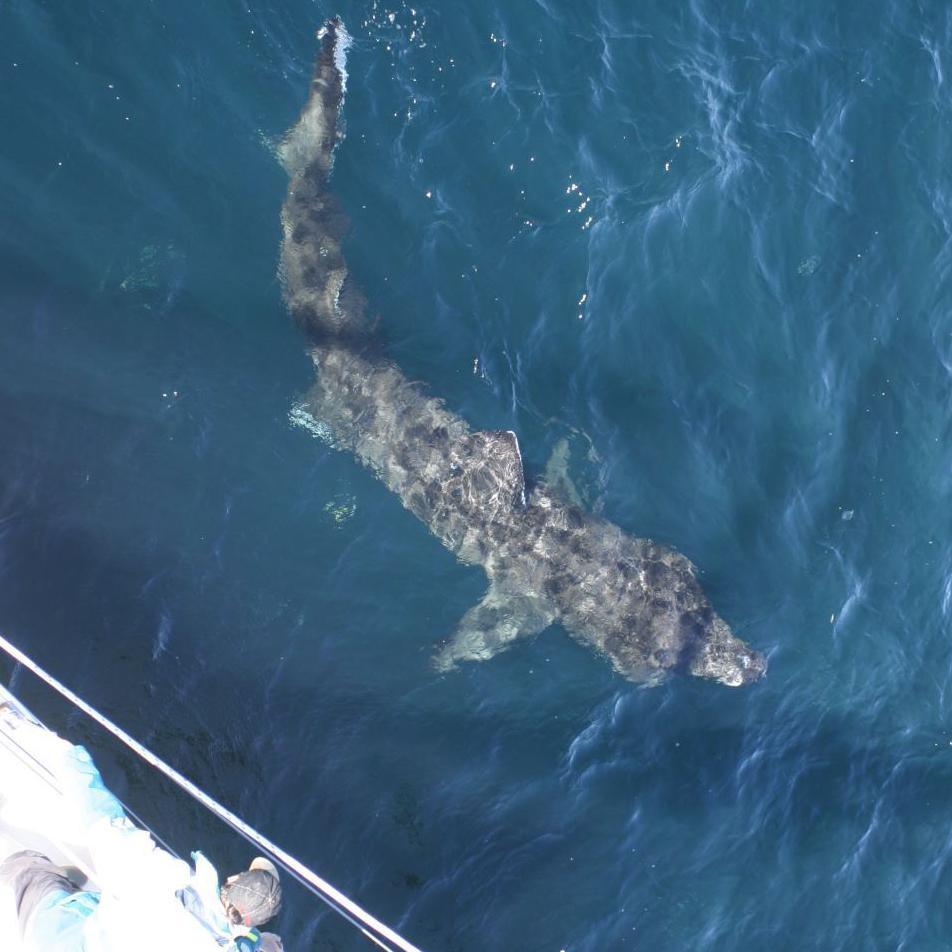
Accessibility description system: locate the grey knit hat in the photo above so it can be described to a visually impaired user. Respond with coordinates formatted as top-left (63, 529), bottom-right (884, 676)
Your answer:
top-left (221, 857), bottom-right (283, 927)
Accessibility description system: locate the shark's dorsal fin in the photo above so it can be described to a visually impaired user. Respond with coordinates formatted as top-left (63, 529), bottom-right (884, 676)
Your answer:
top-left (542, 437), bottom-right (583, 508)
top-left (450, 429), bottom-right (526, 514)
top-left (432, 583), bottom-right (555, 672)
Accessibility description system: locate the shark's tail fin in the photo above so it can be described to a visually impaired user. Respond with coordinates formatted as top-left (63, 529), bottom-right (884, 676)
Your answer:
top-left (279, 19), bottom-right (373, 345)
top-left (278, 18), bottom-right (350, 179)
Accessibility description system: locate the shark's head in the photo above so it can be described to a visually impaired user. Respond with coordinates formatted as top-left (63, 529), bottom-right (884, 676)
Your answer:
top-left (572, 538), bottom-right (766, 688)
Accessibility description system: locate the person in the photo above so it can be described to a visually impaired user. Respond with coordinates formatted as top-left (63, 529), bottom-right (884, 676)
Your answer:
top-left (0, 850), bottom-right (99, 950)
top-left (220, 857), bottom-right (283, 931)
top-left (0, 849), bottom-right (285, 951)
top-left (0, 703), bottom-right (284, 950)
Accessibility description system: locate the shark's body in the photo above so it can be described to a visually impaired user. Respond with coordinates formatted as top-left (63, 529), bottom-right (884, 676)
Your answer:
top-left (279, 21), bottom-right (765, 687)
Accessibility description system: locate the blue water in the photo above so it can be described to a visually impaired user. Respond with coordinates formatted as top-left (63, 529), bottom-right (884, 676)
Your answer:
top-left (2, 1), bottom-right (951, 948)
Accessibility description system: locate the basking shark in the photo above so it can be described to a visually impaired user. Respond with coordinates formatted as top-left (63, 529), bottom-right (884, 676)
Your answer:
top-left (278, 21), bottom-right (765, 687)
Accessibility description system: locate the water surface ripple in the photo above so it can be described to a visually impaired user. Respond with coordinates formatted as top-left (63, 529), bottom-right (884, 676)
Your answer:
top-left (1, 1), bottom-right (951, 949)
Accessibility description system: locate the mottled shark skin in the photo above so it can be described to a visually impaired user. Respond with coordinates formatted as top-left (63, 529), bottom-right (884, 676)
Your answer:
top-left (279, 21), bottom-right (766, 688)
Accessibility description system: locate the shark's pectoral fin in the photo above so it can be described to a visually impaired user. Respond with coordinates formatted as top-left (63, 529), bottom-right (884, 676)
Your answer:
top-left (433, 586), bottom-right (556, 672)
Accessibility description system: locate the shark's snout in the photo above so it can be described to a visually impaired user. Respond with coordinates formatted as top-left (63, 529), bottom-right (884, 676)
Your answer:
top-left (733, 647), bottom-right (767, 685)
top-left (687, 619), bottom-right (766, 688)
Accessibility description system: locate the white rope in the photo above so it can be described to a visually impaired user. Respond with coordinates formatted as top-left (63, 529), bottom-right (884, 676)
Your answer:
top-left (0, 634), bottom-right (424, 952)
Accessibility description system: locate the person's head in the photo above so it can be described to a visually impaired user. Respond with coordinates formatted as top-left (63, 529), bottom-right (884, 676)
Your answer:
top-left (220, 858), bottom-right (283, 928)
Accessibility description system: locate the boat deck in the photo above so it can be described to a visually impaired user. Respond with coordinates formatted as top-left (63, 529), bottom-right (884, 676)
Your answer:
top-left (0, 684), bottom-right (99, 947)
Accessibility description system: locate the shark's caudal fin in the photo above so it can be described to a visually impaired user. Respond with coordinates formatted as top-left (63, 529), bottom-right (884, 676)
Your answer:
top-left (433, 584), bottom-right (556, 672)
top-left (278, 19), bottom-right (351, 178)
top-left (279, 20), bottom-right (372, 344)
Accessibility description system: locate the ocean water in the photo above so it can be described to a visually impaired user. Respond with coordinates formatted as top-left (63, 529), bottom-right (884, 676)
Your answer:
top-left (1, 0), bottom-right (951, 948)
